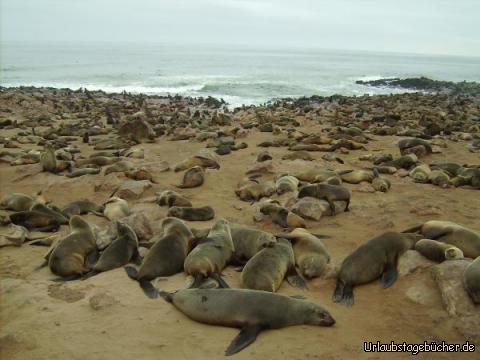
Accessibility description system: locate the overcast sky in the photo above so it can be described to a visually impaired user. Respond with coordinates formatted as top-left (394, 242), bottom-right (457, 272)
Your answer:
top-left (1, 0), bottom-right (479, 56)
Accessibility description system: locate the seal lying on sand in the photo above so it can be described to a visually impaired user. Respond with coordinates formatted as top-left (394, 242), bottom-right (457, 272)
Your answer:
top-left (125, 218), bottom-right (194, 298)
top-left (333, 232), bottom-right (422, 305)
top-left (298, 183), bottom-right (350, 215)
top-left (83, 222), bottom-right (138, 279)
top-left (184, 219), bottom-right (234, 288)
top-left (403, 221), bottom-right (480, 258)
top-left (159, 288), bottom-right (335, 355)
top-left (0, 191), bottom-right (44, 211)
top-left (414, 239), bottom-right (464, 262)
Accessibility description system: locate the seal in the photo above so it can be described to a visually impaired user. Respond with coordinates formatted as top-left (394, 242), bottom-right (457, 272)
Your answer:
top-left (82, 222), bottom-right (138, 279)
top-left (157, 190), bottom-right (192, 207)
top-left (40, 143), bottom-right (57, 173)
top-left (241, 238), bottom-right (304, 292)
top-left (230, 224), bottom-right (277, 264)
top-left (62, 200), bottom-right (105, 217)
top-left (414, 239), bottom-right (464, 262)
top-left (409, 164), bottom-right (431, 183)
top-left (176, 166), bottom-right (205, 188)
top-left (284, 228), bottom-right (331, 279)
top-left (464, 256), bottom-right (480, 304)
top-left (103, 197), bottom-right (131, 220)
top-left (235, 179), bottom-right (276, 202)
top-left (104, 160), bottom-right (135, 175)
top-left (168, 206), bottom-right (215, 221)
top-left (340, 170), bottom-right (373, 184)
top-left (333, 232), bottom-right (422, 305)
top-left (48, 215), bottom-right (97, 279)
top-left (159, 288), bottom-right (335, 355)
top-left (125, 217), bottom-right (194, 298)
top-left (174, 154), bottom-right (220, 172)
top-left (66, 167), bottom-right (101, 178)
top-left (8, 206), bottom-right (64, 232)
top-left (398, 138), bottom-right (432, 155)
top-left (75, 156), bottom-right (120, 167)
top-left (184, 219), bottom-right (234, 288)
top-left (298, 183), bottom-right (350, 215)
top-left (260, 203), bottom-right (306, 229)
top-left (403, 221), bottom-right (480, 258)
top-left (0, 191), bottom-right (44, 211)
top-left (372, 168), bottom-right (391, 192)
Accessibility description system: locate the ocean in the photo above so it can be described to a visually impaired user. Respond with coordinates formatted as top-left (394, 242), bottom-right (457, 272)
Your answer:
top-left (1, 42), bottom-right (480, 108)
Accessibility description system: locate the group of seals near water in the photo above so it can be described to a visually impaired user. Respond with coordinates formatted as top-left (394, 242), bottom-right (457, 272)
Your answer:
top-left (1, 85), bottom-right (480, 356)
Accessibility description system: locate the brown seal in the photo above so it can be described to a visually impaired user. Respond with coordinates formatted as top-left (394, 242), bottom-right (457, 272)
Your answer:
top-left (0, 191), bottom-right (44, 211)
top-left (62, 200), bottom-right (105, 217)
top-left (168, 206), bottom-right (214, 221)
top-left (333, 232), bottom-right (422, 305)
top-left (83, 222), bottom-right (139, 279)
top-left (157, 190), bottom-right (192, 207)
top-left (414, 239), bottom-right (464, 262)
top-left (159, 288), bottom-right (335, 355)
top-left (241, 238), bottom-right (304, 292)
top-left (48, 216), bottom-right (97, 279)
top-left (103, 197), bottom-right (131, 220)
top-left (403, 221), bottom-right (480, 258)
top-left (176, 166), bottom-right (205, 188)
top-left (298, 183), bottom-right (350, 214)
top-left (230, 224), bottom-right (276, 264)
top-left (125, 217), bottom-right (194, 298)
top-left (184, 219), bottom-right (234, 288)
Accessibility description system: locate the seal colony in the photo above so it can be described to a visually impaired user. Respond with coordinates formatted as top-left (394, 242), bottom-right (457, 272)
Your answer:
top-left (1, 85), bottom-right (480, 358)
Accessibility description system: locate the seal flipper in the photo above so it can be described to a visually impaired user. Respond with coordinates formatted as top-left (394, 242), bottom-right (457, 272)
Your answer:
top-left (85, 248), bottom-right (100, 270)
top-left (210, 272), bottom-right (230, 289)
top-left (332, 280), bottom-right (354, 306)
top-left (81, 270), bottom-right (99, 280)
top-left (124, 265), bottom-right (139, 280)
top-left (130, 248), bottom-right (142, 266)
top-left (325, 198), bottom-right (336, 215)
top-left (30, 224), bottom-right (59, 232)
top-left (52, 273), bottom-right (82, 282)
top-left (401, 224), bottom-right (423, 234)
top-left (381, 262), bottom-right (398, 288)
top-left (225, 324), bottom-right (263, 356)
top-left (140, 279), bottom-right (159, 299)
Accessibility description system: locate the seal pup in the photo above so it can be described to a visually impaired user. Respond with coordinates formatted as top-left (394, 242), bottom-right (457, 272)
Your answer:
top-left (125, 217), bottom-right (194, 298)
top-left (83, 222), bottom-right (138, 279)
top-left (284, 228), bottom-right (331, 279)
top-left (372, 168), bottom-right (391, 192)
top-left (159, 288), bottom-right (335, 355)
top-left (66, 167), bottom-right (101, 178)
top-left (235, 179), bottom-right (276, 202)
top-left (298, 183), bottom-right (350, 215)
top-left (414, 239), bottom-right (464, 262)
top-left (176, 166), bottom-right (205, 188)
top-left (40, 143), bottom-right (57, 173)
top-left (333, 232), bottom-right (422, 305)
top-left (48, 216), bottom-right (97, 280)
top-left (157, 190), bottom-right (192, 207)
top-left (8, 208), bottom-right (63, 232)
top-left (402, 221), bottom-right (480, 258)
top-left (464, 256), bottom-right (480, 304)
top-left (260, 202), bottom-right (306, 229)
top-left (184, 219), bottom-right (234, 288)
top-left (340, 170), bottom-right (373, 184)
top-left (62, 200), bottom-right (105, 217)
top-left (168, 206), bottom-right (214, 221)
top-left (241, 238), bottom-right (305, 292)
top-left (275, 175), bottom-right (299, 195)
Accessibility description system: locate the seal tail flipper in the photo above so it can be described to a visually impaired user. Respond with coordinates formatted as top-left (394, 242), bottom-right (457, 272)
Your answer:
top-left (423, 229), bottom-right (450, 240)
top-left (381, 263), bottom-right (398, 288)
top-left (332, 280), bottom-right (354, 306)
top-left (401, 224), bottom-right (423, 233)
top-left (287, 267), bottom-right (308, 290)
top-left (85, 249), bottom-right (100, 270)
top-left (139, 279), bottom-right (159, 299)
top-left (81, 270), bottom-right (99, 280)
top-left (51, 274), bottom-right (82, 282)
top-left (210, 272), bottom-right (230, 289)
top-left (225, 324), bottom-right (263, 356)
top-left (124, 265), bottom-right (139, 279)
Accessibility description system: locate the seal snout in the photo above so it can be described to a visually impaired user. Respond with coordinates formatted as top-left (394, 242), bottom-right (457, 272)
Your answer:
top-left (318, 312), bottom-right (336, 326)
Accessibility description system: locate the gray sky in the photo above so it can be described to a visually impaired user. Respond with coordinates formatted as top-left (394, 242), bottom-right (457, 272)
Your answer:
top-left (1, 0), bottom-right (479, 56)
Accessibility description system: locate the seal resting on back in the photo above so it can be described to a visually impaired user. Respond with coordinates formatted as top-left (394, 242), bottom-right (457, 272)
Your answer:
top-left (333, 232), bottom-right (422, 305)
top-left (159, 288), bottom-right (335, 356)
